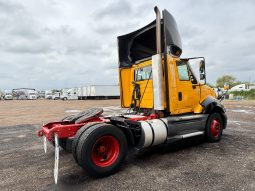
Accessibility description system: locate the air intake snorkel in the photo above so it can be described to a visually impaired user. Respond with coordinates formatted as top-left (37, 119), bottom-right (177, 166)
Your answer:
top-left (152, 6), bottom-right (165, 111)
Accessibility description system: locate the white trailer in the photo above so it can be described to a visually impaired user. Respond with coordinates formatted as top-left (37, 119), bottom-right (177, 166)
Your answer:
top-left (82, 87), bottom-right (87, 96)
top-left (79, 85), bottom-right (120, 100)
top-left (77, 86), bottom-right (88, 100)
top-left (78, 87), bottom-right (83, 97)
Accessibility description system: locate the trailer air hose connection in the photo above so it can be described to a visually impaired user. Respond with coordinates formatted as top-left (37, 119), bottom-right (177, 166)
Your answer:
top-left (127, 81), bottom-right (141, 113)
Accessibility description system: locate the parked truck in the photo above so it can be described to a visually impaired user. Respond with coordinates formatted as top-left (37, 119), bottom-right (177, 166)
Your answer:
top-left (60, 88), bottom-right (78, 100)
top-left (13, 88), bottom-right (37, 100)
top-left (52, 91), bottom-right (61, 100)
top-left (45, 90), bottom-right (53, 99)
top-left (38, 7), bottom-right (227, 184)
top-left (2, 90), bottom-right (13, 100)
top-left (16, 90), bottom-right (27, 100)
top-left (38, 90), bottom-right (45, 99)
top-left (26, 89), bottom-right (36, 100)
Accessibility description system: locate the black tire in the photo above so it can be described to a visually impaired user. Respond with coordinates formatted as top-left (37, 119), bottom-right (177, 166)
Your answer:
top-left (60, 115), bottom-right (75, 121)
top-left (63, 97), bottom-right (67, 101)
top-left (51, 138), bottom-right (70, 152)
top-left (75, 123), bottom-right (128, 177)
top-left (72, 122), bottom-right (102, 163)
top-left (205, 112), bottom-right (223, 142)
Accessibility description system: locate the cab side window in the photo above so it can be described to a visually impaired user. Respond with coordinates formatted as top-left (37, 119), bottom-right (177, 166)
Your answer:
top-left (177, 61), bottom-right (190, 81)
top-left (135, 65), bottom-right (152, 81)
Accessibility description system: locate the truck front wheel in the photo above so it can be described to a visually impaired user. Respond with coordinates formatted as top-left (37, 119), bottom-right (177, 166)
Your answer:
top-left (75, 124), bottom-right (127, 177)
top-left (205, 112), bottom-right (223, 142)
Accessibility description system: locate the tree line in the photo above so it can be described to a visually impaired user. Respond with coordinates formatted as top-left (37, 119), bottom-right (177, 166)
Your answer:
top-left (207, 75), bottom-right (252, 88)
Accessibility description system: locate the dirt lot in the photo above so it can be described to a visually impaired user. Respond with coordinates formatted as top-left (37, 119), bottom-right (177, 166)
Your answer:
top-left (0, 99), bottom-right (120, 126)
top-left (0, 100), bottom-right (254, 191)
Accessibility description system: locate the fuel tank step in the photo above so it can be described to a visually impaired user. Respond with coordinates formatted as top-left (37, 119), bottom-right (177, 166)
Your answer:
top-left (166, 131), bottom-right (204, 143)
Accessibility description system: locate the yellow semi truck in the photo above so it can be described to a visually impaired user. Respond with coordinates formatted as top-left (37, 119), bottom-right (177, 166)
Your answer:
top-left (39, 7), bottom-right (227, 182)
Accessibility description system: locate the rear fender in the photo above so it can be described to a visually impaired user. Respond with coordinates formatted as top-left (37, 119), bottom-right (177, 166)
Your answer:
top-left (110, 117), bottom-right (136, 146)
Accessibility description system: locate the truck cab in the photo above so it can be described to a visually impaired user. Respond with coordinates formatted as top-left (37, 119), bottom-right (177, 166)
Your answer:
top-left (45, 90), bottom-right (53, 99)
top-left (52, 92), bottom-right (61, 100)
top-left (27, 90), bottom-right (37, 100)
top-left (61, 88), bottom-right (78, 100)
top-left (118, 9), bottom-right (217, 116)
top-left (38, 7), bottom-right (227, 181)
top-left (3, 90), bottom-right (13, 100)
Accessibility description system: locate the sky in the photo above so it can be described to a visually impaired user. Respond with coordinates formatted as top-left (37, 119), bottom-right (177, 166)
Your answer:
top-left (0, 0), bottom-right (255, 90)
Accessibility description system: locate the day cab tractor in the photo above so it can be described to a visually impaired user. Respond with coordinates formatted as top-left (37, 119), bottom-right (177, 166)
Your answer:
top-left (38, 7), bottom-right (227, 183)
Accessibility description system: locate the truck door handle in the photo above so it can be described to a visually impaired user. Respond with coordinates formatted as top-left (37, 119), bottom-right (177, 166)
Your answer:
top-left (178, 92), bottom-right (182, 101)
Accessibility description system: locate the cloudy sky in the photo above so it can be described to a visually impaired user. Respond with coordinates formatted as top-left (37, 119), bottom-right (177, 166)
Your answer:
top-left (0, 0), bottom-right (255, 90)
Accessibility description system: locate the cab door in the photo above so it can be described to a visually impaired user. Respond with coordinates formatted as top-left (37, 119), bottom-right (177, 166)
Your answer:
top-left (175, 60), bottom-right (198, 114)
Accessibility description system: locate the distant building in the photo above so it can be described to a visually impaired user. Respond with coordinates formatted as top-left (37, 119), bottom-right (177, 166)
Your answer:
top-left (249, 85), bottom-right (255, 90)
top-left (229, 84), bottom-right (254, 92)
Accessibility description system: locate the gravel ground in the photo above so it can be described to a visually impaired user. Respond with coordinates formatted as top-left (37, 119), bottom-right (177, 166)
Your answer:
top-left (0, 100), bottom-right (254, 191)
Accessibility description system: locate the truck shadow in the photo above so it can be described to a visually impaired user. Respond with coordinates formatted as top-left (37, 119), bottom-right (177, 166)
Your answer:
top-left (47, 135), bottom-right (228, 190)
top-left (135, 136), bottom-right (205, 157)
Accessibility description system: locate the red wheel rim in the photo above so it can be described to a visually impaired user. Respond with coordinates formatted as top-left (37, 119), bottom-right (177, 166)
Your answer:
top-left (91, 136), bottom-right (120, 167)
top-left (210, 119), bottom-right (221, 138)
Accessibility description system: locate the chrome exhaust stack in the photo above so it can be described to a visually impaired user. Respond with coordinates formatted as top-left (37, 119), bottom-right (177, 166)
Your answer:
top-left (152, 6), bottom-right (164, 111)
top-left (154, 6), bottom-right (161, 54)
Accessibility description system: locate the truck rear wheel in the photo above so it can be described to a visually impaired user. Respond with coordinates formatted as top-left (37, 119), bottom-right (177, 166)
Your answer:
top-left (75, 123), bottom-right (127, 177)
top-left (205, 112), bottom-right (223, 142)
top-left (72, 123), bottom-right (102, 163)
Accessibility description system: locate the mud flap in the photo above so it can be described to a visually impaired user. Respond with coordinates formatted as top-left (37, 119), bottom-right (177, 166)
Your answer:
top-left (43, 136), bottom-right (47, 153)
top-left (54, 134), bottom-right (59, 184)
